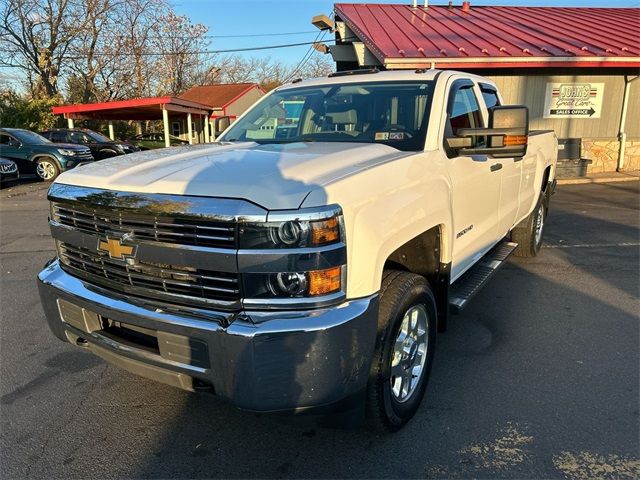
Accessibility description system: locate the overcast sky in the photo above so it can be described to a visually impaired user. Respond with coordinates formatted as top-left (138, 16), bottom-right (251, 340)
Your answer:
top-left (171, 0), bottom-right (639, 66)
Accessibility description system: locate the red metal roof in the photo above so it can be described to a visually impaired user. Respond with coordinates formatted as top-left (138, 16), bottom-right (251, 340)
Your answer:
top-left (52, 96), bottom-right (212, 120)
top-left (178, 83), bottom-right (263, 109)
top-left (334, 3), bottom-right (640, 69)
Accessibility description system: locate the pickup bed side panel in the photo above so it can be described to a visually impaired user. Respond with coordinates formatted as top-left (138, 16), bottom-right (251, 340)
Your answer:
top-left (302, 152), bottom-right (453, 299)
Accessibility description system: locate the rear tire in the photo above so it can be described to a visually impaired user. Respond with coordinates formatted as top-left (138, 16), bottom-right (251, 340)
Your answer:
top-left (511, 194), bottom-right (546, 257)
top-left (102, 149), bottom-right (119, 159)
top-left (366, 270), bottom-right (437, 432)
top-left (35, 157), bottom-right (60, 181)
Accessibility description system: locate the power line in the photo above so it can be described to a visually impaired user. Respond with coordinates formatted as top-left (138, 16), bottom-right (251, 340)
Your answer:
top-left (98, 30), bottom-right (320, 40)
top-left (48, 36), bottom-right (355, 60)
top-left (284, 13), bottom-right (334, 83)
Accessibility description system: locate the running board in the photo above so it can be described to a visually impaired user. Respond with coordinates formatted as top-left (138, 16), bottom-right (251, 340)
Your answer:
top-left (449, 241), bottom-right (518, 314)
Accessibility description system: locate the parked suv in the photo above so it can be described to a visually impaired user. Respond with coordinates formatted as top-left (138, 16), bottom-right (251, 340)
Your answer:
top-left (40, 128), bottom-right (139, 160)
top-left (0, 128), bottom-right (93, 181)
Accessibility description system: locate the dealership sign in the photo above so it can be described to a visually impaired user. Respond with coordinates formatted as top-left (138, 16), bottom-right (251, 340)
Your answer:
top-left (544, 83), bottom-right (604, 119)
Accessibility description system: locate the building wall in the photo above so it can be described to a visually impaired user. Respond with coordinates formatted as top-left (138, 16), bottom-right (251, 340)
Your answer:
top-left (482, 69), bottom-right (639, 172)
top-left (225, 87), bottom-right (264, 118)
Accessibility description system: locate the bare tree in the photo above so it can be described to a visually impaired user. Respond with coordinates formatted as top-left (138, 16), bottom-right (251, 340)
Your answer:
top-left (0, 0), bottom-right (90, 97)
top-left (150, 12), bottom-right (211, 96)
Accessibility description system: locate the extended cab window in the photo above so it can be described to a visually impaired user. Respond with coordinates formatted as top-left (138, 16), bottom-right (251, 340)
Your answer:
top-left (480, 86), bottom-right (501, 110)
top-left (448, 86), bottom-right (483, 135)
top-left (220, 81), bottom-right (435, 152)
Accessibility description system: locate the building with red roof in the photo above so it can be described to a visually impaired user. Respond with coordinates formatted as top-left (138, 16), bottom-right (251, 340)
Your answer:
top-left (320, 2), bottom-right (640, 174)
top-left (52, 83), bottom-right (264, 147)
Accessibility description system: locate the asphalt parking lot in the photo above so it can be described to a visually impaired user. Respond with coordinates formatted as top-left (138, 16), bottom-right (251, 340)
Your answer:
top-left (1, 179), bottom-right (638, 479)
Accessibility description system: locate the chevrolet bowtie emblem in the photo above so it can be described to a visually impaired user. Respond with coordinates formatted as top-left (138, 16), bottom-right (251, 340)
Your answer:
top-left (97, 237), bottom-right (136, 260)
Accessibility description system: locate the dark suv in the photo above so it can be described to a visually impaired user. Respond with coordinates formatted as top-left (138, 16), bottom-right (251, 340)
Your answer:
top-left (0, 128), bottom-right (93, 181)
top-left (40, 128), bottom-right (139, 160)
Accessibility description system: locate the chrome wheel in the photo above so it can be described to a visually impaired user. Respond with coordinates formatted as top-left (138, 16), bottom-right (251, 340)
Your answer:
top-left (390, 304), bottom-right (429, 403)
top-left (534, 203), bottom-right (545, 245)
top-left (36, 160), bottom-right (57, 180)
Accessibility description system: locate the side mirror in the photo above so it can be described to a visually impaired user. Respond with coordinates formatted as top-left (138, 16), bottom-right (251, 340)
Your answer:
top-left (8, 139), bottom-right (21, 148)
top-left (446, 105), bottom-right (529, 158)
top-left (214, 116), bottom-right (231, 136)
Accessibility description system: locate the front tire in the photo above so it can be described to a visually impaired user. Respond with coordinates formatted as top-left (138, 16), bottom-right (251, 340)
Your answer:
top-left (35, 158), bottom-right (60, 181)
top-left (366, 271), bottom-right (437, 432)
top-left (511, 194), bottom-right (546, 257)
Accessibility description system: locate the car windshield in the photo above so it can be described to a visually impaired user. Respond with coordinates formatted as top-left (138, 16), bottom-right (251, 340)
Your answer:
top-left (219, 81), bottom-right (435, 152)
top-left (10, 130), bottom-right (51, 145)
top-left (86, 130), bottom-right (112, 142)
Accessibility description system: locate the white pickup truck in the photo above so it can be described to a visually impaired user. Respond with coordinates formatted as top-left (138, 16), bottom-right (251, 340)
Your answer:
top-left (38, 69), bottom-right (557, 431)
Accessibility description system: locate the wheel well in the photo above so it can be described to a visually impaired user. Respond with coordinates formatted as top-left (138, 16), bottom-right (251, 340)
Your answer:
top-left (383, 225), bottom-right (450, 332)
top-left (32, 155), bottom-right (61, 169)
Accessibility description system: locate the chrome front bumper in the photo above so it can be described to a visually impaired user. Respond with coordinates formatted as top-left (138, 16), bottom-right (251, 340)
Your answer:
top-left (37, 260), bottom-right (378, 412)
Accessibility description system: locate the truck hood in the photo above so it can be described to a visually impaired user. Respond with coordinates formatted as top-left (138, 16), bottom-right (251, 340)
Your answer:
top-left (54, 142), bottom-right (412, 210)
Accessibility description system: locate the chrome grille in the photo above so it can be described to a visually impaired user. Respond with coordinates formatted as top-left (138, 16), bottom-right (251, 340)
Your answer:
top-left (58, 243), bottom-right (240, 304)
top-left (52, 203), bottom-right (237, 249)
top-left (0, 163), bottom-right (17, 173)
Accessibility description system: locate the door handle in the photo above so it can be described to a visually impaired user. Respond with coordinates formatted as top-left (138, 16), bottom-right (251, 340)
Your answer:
top-left (490, 163), bottom-right (503, 172)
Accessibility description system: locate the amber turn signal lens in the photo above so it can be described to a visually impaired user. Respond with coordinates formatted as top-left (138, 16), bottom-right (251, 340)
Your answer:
top-left (504, 135), bottom-right (528, 146)
top-left (308, 266), bottom-right (342, 296)
top-left (310, 217), bottom-right (340, 245)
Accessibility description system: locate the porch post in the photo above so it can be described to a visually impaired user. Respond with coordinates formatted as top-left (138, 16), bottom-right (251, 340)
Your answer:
top-left (187, 113), bottom-right (194, 145)
top-left (162, 107), bottom-right (170, 148)
top-left (67, 117), bottom-right (74, 128)
top-left (204, 114), bottom-right (210, 143)
top-left (108, 121), bottom-right (115, 140)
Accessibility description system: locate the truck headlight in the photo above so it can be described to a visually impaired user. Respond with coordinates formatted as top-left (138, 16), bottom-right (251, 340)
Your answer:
top-left (243, 266), bottom-right (345, 300)
top-left (239, 209), bottom-right (343, 249)
top-left (239, 205), bottom-right (346, 307)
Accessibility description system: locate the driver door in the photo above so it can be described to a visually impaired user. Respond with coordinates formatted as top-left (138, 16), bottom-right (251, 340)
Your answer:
top-left (446, 80), bottom-right (503, 280)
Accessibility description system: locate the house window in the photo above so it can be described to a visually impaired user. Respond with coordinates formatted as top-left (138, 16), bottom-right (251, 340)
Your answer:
top-left (171, 122), bottom-right (181, 137)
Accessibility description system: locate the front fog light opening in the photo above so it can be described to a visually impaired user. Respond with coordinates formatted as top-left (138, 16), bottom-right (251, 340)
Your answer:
top-left (268, 272), bottom-right (308, 297)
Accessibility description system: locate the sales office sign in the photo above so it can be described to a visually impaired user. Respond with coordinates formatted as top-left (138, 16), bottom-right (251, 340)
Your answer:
top-left (544, 82), bottom-right (604, 119)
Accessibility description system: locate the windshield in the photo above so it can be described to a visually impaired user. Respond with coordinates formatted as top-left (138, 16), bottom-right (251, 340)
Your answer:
top-left (11, 130), bottom-right (51, 145)
top-left (220, 81), bottom-right (435, 152)
top-left (86, 130), bottom-right (113, 142)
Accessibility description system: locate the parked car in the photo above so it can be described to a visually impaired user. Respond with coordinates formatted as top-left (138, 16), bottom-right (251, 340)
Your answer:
top-left (0, 128), bottom-right (93, 181)
top-left (38, 70), bottom-right (557, 431)
top-left (128, 133), bottom-right (189, 150)
top-left (40, 128), bottom-right (139, 160)
top-left (0, 157), bottom-right (19, 186)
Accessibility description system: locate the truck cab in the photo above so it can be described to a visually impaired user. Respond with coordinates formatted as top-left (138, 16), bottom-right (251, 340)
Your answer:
top-left (38, 70), bottom-right (557, 431)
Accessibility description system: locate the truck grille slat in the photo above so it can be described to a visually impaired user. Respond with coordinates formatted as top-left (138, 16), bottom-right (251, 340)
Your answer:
top-left (53, 204), bottom-right (237, 249)
top-left (58, 243), bottom-right (240, 305)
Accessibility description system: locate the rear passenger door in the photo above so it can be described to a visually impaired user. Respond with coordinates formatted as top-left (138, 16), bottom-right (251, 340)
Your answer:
top-left (446, 79), bottom-right (502, 280)
top-left (480, 83), bottom-right (523, 236)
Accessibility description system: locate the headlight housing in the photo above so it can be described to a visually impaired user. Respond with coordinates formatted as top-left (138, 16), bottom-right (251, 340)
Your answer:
top-left (239, 209), bottom-right (343, 249)
top-left (57, 148), bottom-right (77, 156)
top-left (239, 205), bottom-right (347, 308)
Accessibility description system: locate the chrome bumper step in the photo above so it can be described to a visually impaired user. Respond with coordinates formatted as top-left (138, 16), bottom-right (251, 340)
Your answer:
top-left (449, 241), bottom-right (518, 314)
